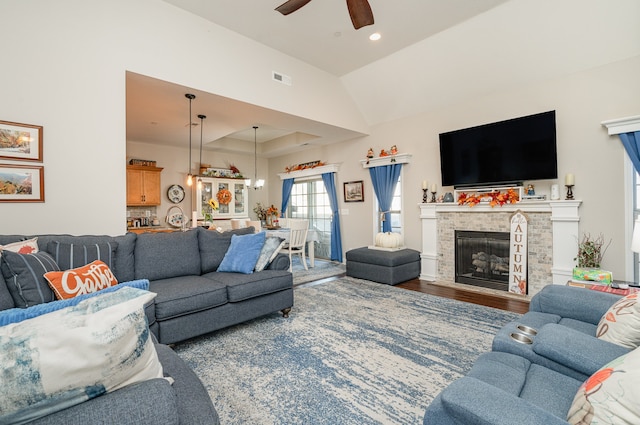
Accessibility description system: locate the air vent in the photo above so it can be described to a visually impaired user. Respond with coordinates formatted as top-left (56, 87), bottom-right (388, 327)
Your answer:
top-left (272, 71), bottom-right (292, 86)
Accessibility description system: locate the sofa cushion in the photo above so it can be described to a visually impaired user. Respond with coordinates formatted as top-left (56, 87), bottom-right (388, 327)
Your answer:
top-left (468, 351), bottom-right (583, 419)
top-left (1, 250), bottom-right (58, 307)
top-left (217, 232), bottom-right (266, 274)
top-left (254, 236), bottom-right (285, 272)
top-left (45, 240), bottom-right (118, 272)
top-left (135, 230), bottom-right (201, 281)
top-left (0, 287), bottom-right (163, 424)
top-left (0, 237), bottom-right (39, 255)
top-left (198, 227), bottom-right (254, 273)
top-left (596, 293), bottom-right (640, 348)
top-left (149, 276), bottom-right (228, 321)
top-left (567, 346), bottom-right (640, 424)
top-left (205, 270), bottom-right (293, 303)
top-left (44, 260), bottom-right (119, 300)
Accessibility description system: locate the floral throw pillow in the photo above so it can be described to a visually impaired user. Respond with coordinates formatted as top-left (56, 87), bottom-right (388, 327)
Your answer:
top-left (567, 346), bottom-right (640, 424)
top-left (0, 237), bottom-right (39, 255)
top-left (596, 293), bottom-right (640, 348)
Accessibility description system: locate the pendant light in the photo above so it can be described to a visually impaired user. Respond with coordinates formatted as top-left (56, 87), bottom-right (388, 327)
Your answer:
top-left (185, 93), bottom-right (196, 186)
top-left (245, 126), bottom-right (264, 190)
top-left (197, 114), bottom-right (206, 190)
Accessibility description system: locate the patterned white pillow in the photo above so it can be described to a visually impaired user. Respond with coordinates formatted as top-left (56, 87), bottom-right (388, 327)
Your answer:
top-left (0, 237), bottom-right (39, 255)
top-left (596, 293), bottom-right (640, 348)
top-left (0, 287), bottom-right (163, 424)
top-left (567, 346), bottom-right (640, 424)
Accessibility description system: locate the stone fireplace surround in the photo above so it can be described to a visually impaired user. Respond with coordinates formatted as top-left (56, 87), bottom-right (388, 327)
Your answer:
top-left (419, 200), bottom-right (581, 297)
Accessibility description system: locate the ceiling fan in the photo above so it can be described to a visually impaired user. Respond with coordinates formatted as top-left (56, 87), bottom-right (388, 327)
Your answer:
top-left (275, 0), bottom-right (374, 30)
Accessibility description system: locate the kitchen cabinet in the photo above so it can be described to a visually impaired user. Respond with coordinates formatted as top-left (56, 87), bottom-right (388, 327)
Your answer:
top-left (196, 177), bottom-right (248, 219)
top-left (126, 165), bottom-right (163, 206)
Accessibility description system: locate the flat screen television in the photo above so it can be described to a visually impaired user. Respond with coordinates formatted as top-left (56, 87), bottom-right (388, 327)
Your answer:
top-left (439, 111), bottom-right (558, 188)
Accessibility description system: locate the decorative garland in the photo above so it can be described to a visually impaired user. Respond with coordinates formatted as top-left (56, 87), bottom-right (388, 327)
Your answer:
top-left (216, 189), bottom-right (232, 205)
top-left (457, 188), bottom-right (520, 207)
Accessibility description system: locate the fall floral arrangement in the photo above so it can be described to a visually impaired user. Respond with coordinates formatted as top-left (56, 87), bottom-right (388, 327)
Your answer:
top-left (266, 204), bottom-right (279, 217)
top-left (457, 188), bottom-right (520, 207)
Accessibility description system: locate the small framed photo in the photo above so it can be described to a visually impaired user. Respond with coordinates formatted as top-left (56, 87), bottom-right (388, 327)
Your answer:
top-left (0, 164), bottom-right (44, 202)
top-left (344, 180), bottom-right (364, 202)
top-left (0, 120), bottom-right (43, 162)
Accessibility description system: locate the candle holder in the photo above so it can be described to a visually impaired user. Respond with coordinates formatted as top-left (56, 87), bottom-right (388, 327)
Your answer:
top-left (565, 185), bottom-right (574, 200)
top-left (422, 188), bottom-right (429, 203)
top-left (431, 191), bottom-right (437, 203)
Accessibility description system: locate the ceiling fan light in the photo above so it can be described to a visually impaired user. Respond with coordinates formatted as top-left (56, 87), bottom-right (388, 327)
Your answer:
top-left (369, 32), bottom-right (381, 41)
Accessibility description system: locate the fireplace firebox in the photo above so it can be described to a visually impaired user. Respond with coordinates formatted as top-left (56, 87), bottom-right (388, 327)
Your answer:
top-left (455, 230), bottom-right (510, 291)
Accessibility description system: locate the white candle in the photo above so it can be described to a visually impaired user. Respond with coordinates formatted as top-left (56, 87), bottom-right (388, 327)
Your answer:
top-left (565, 173), bottom-right (574, 186)
top-left (422, 180), bottom-right (428, 190)
top-left (192, 211), bottom-right (198, 228)
top-left (431, 183), bottom-right (437, 192)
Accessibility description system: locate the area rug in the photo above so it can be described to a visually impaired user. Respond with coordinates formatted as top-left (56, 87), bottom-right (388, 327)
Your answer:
top-left (174, 277), bottom-right (520, 425)
top-left (291, 257), bottom-right (346, 285)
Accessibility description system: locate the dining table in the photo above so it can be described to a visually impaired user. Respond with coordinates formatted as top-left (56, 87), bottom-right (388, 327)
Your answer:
top-left (264, 228), bottom-right (320, 267)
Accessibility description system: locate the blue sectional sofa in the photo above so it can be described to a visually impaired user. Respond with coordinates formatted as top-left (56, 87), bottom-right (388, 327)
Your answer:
top-left (0, 227), bottom-right (293, 425)
top-left (424, 284), bottom-right (638, 424)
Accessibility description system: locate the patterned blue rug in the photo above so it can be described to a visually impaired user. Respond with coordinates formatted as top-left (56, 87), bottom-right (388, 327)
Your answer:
top-left (174, 277), bottom-right (520, 424)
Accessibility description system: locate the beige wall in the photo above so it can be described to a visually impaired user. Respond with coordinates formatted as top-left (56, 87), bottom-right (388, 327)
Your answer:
top-left (0, 0), bottom-right (366, 235)
top-left (270, 56), bottom-right (640, 279)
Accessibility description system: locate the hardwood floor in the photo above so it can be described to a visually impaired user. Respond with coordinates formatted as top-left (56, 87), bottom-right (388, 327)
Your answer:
top-left (304, 274), bottom-right (529, 314)
top-left (396, 278), bottom-right (529, 314)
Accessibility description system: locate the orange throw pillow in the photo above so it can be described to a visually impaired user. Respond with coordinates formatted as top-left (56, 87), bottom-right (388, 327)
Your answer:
top-left (44, 260), bottom-right (119, 300)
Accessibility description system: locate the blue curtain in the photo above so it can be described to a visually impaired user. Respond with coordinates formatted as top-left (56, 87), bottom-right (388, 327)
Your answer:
top-left (620, 131), bottom-right (640, 173)
top-left (321, 172), bottom-right (343, 262)
top-left (280, 178), bottom-right (295, 217)
top-left (369, 163), bottom-right (403, 232)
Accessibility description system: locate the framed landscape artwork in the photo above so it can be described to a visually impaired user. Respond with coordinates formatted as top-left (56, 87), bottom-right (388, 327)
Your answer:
top-left (0, 165), bottom-right (45, 202)
top-left (0, 120), bottom-right (43, 162)
top-left (344, 180), bottom-right (364, 202)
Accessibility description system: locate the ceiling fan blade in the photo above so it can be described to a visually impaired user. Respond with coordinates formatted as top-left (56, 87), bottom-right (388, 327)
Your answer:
top-left (275, 0), bottom-right (313, 16)
top-left (346, 0), bottom-right (374, 29)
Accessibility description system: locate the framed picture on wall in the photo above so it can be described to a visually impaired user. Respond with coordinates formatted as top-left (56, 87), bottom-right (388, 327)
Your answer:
top-left (344, 180), bottom-right (364, 202)
top-left (0, 164), bottom-right (44, 202)
top-left (0, 120), bottom-right (43, 162)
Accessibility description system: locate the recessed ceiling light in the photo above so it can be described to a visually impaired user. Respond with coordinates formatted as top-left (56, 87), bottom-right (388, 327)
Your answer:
top-left (369, 32), bottom-right (381, 41)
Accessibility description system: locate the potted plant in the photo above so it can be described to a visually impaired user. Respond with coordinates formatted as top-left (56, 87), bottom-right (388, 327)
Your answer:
top-left (573, 233), bottom-right (612, 283)
top-left (575, 233), bottom-right (610, 268)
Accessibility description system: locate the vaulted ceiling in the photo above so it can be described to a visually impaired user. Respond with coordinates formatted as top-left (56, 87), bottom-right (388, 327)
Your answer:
top-left (126, 0), bottom-right (640, 157)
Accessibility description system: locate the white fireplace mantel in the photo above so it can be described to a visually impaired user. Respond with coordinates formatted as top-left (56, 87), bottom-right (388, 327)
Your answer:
top-left (419, 200), bottom-right (582, 291)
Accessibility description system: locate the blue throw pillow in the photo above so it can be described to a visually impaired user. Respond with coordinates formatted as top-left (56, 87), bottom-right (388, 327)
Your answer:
top-left (217, 232), bottom-right (266, 274)
top-left (0, 279), bottom-right (150, 326)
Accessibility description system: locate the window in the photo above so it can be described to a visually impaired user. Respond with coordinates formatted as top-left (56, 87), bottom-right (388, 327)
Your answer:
top-left (376, 175), bottom-right (403, 234)
top-left (288, 179), bottom-right (331, 258)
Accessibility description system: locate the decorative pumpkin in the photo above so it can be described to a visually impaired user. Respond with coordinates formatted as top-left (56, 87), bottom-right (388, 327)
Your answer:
top-left (375, 232), bottom-right (403, 248)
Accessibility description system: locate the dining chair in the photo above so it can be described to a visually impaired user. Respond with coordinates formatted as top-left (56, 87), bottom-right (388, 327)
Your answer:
top-left (285, 219), bottom-right (309, 272)
top-left (230, 219), bottom-right (246, 229)
top-left (246, 220), bottom-right (261, 233)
